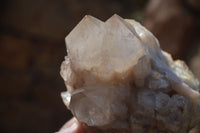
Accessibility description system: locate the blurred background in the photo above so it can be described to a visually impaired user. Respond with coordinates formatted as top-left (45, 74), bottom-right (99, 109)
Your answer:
top-left (0, 0), bottom-right (200, 132)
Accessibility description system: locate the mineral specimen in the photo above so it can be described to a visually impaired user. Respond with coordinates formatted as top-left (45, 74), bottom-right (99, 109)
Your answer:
top-left (60, 14), bottom-right (200, 133)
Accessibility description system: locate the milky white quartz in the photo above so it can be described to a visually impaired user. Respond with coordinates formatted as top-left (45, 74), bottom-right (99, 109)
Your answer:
top-left (60, 14), bottom-right (200, 133)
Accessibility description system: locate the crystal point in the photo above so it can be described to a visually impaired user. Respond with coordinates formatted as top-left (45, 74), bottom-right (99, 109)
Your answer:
top-left (60, 15), bottom-right (200, 133)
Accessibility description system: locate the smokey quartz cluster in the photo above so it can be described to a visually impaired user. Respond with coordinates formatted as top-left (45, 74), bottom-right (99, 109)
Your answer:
top-left (60, 14), bottom-right (200, 133)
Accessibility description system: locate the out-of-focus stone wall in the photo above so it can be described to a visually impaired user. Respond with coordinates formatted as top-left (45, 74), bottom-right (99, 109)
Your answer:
top-left (144, 0), bottom-right (200, 79)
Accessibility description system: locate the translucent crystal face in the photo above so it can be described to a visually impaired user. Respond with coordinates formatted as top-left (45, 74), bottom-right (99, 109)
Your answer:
top-left (60, 14), bottom-right (200, 133)
top-left (65, 15), bottom-right (147, 81)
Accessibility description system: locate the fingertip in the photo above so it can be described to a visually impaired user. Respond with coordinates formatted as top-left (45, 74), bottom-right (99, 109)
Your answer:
top-left (58, 117), bottom-right (86, 133)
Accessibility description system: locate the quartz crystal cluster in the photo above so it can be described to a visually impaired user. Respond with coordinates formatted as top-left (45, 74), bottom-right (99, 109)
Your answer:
top-left (60, 14), bottom-right (200, 133)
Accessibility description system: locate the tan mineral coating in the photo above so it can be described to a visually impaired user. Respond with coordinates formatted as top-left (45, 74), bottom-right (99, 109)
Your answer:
top-left (60, 14), bottom-right (200, 133)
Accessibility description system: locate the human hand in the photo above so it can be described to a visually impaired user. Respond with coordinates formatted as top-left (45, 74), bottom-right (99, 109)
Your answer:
top-left (57, 117), bottom-right (85, 133)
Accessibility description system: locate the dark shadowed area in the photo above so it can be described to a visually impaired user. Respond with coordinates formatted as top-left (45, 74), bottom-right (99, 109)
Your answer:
top-left (0, 0), bottom-right (199, 133)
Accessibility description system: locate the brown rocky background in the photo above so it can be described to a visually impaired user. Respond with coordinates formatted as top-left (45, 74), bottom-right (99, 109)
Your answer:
top-left (0, 0), bottom-right (199, 133)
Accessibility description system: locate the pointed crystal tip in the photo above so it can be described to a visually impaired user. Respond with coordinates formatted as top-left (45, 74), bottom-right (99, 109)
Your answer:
top-left (60, 14), bottom-right (200, 133)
